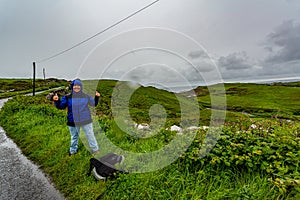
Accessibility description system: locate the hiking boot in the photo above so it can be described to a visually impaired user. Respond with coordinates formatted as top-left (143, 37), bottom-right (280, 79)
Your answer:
top-left (93, 150), bottom-right (100, 155)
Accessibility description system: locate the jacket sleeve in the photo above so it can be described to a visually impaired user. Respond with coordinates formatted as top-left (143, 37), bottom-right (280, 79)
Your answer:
top-left (88, 95), bottom-right (99, 107)
top-left (94, 96), bottom-right (99, 106)
top-left (54, 96), bottom-right (68, 109)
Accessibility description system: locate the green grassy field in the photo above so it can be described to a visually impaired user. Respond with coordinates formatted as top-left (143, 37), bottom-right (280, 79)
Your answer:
top-left (0, 79), bottom-right (299, 199)
top-left (196, 83), bottom-right (300, 120)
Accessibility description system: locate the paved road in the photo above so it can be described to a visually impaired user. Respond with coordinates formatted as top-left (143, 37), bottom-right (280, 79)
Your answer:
top-left (0, 98), bottom-right (65, 200)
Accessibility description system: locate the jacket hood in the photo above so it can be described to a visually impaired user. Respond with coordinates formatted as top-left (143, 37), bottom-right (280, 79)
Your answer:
top-left (70, 79), bottom-right (83, 93)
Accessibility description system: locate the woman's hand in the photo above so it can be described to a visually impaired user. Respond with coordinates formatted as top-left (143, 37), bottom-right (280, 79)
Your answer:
top-left (53, 93), bottom-right (59, 101)
top-left (95, 91), bottom-right (100, 97)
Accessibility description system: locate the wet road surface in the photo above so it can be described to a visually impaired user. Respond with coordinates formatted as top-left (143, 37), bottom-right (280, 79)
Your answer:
top-left (0, 98), bottom-right (65, 200)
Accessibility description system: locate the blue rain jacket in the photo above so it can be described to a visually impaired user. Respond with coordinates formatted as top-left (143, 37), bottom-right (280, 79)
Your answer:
top-left (54, 80), bottom-right (99, 126)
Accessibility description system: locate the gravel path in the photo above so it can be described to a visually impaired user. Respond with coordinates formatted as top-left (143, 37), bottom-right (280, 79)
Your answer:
top-left (0, 98), bottom-right (65, 200)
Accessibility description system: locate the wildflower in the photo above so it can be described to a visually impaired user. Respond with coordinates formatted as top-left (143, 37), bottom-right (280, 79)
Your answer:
top-left (250, 124), bottom-right (257, 129)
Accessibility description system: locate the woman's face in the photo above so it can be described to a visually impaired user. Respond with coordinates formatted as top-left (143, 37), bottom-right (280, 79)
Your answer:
top-left (73, 85), bottom-right (81, 93)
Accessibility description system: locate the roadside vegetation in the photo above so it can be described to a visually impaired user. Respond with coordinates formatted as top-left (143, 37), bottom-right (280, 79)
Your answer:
top-left (0, 78), bottom-right (70, 98)
top-left (0, 79), bottom-right (299, 199)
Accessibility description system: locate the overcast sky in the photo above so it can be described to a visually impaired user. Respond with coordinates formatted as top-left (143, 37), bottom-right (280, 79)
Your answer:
top-left (1, 0), bottom-right (300, 87)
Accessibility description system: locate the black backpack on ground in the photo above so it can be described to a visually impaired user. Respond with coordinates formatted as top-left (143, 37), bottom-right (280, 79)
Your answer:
top-left (87, 153), bottom-right (126, 199)
top-left (87, 153), bottom-right (125, 181)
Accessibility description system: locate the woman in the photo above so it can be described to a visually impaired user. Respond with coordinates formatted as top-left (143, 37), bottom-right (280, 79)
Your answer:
top-left (53, 79), bottom-right (100, 155)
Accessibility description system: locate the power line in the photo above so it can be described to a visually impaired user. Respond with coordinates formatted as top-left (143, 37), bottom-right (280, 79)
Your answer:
top-left (37, 0), bottom-right (159, 63)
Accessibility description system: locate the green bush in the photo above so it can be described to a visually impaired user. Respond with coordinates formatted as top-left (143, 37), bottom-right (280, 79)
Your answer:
top-left (183, 119), bottom-right (300, 194)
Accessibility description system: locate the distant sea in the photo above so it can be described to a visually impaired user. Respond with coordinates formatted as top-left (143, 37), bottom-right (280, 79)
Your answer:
top-left (163, 76), bottom-right (300, 93)
top-left (255, 78), bottom-right (300, 84)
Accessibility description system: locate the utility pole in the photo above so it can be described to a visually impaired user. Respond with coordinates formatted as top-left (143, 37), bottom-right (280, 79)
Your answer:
top-left (33, 62), bottom-right (36, 96)
top-left (43, 68), bottom-right (46, 80)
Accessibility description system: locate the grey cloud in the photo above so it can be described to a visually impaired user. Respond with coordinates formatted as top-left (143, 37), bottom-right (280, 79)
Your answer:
top-left (105, 64), bottom-right (184, 84)
top-left (264, 20), bottom-right (300, 63)
top-left (260, 60), bottom-right (300, 76)
top-left (191, 61), bottom-right (215, 73)
top-left (187, 50), bottom-right (215, 73)
top-left (218, 51), bottom-right (253, 70)
top-left (188, 50), bottom-right (209, 59)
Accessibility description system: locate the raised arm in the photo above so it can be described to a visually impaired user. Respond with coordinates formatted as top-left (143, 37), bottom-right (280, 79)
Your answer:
top-left (88, 91), bottom-right (100, 106)
top-left (53, 95), bottom-right (68, 109)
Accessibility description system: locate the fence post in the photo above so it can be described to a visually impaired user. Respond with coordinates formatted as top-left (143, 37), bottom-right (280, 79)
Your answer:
top-left (33, 62), bottom-right (36, 96)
